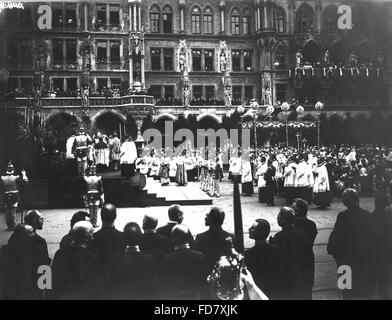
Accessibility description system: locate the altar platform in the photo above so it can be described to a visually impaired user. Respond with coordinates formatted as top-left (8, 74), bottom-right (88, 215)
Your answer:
top-left (12, 171), bottom-right (212, 209)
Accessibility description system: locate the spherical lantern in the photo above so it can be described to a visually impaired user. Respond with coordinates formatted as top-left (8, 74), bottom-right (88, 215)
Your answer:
top-left (237, 105), bottom-right (245, 114)
top-left (266, 105), bottom-right (275, 114)
top-left (281, 102), bottom-right (290, 112)
top-left (245, 109), bottom-right (254, 118)
top-left (250, 99), bottom-right (259, 109)
top-left (315, 101), bottom-right (324, 111)
top-left (296, 105), bottom-right (304, 115)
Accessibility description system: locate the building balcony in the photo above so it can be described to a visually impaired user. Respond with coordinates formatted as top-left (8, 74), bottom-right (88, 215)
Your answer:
top-left (51, 22), bottom-right (78, 32)
top-left (94, 23), bottom-right (122, 33)
top-left (51, 62), bottom-right (79, 71)
top-left (95, 59), bottom-right (125, 71)
top-left (290, 64), bottom-right (386, 81)
top-left (8, 94), bottom-right (155, 109)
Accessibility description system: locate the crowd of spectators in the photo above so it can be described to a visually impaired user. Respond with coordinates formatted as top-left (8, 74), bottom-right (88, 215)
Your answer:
top-left (1, 188), bottom-right (391, 300)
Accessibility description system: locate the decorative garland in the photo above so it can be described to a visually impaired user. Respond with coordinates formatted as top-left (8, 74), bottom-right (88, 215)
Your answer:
top-left (242, 121), bottom-right (316, 129)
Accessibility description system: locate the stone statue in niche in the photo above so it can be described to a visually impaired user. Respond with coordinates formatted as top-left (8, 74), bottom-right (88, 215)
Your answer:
top-left (323, 50), bottom-right (330, 66)
top-left (220, 50), bottom-right (227, 73)
top-left (177, 40), bottom-right (190, 75)
top-left (376, 51), bottom-right (384, 67)
top-left (349, 51), bottom-right (358, 66)
top-left (179, 49), bottom-right (188, 74)
top-left (219, 41), bottom-right (230, 75)
top-left (264, 83), bottom-right (272, 106)
top-left (296, 50), bottom-right (303, 68)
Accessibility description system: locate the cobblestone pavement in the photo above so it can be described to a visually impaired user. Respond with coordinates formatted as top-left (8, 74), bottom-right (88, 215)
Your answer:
top-left (0, 178), bottom-right (377, 300)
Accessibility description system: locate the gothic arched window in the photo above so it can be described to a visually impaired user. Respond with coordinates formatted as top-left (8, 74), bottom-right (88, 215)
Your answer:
top-left (296, 4), bottom-right (314, 34)
top-left (275, 46), bottom-right (286, 69)
top-left (203, 6), bottom-right (213, 34)
top-left (323, 5), bottom-right (337, 34)
top-left (231, 8), bottom-right (241, 35)
top-left (242, 8), bottom-right (252, 35)
top-left (162, 5), bottom-right (173, 33)
top-left (352, 5), bottom-right (368, 33)
top-left (149, 5), bottom-right (160, 33)
top-left (191, 6), bottom-right (202, 34)
top-left (275, 6), bottom-right (286, 33)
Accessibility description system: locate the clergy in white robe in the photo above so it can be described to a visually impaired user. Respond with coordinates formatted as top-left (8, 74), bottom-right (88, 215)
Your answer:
top-left (313, 159), bottom-right (331, 209)
top-left (284, 159), bottom-right (297, 204)
top-left (241, 159), bottom-right (254, 196)
top-left (256, 157), bottom-right (268, 203)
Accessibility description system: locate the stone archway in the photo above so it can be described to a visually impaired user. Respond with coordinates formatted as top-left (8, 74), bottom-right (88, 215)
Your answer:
top-left (196, 113), bottom-right (222, 126)
top-left (302, 39), bottom-right (322, 64)
top-left (46, 111), bottom-right (81, 153)
top-left (91, 109), bottom-right (127, 137)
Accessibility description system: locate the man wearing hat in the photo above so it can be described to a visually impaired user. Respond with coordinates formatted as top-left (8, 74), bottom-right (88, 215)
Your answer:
top-left (73, 126), bottom-right (92, 177)
top-left (83, 163), bottom-right (104, 227)
top-left (1, 162), bottom-right (28, 231)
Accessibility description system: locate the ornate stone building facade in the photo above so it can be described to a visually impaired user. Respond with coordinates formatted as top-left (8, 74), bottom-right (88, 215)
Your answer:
top-left (0, 0), bottom-right (391, 132)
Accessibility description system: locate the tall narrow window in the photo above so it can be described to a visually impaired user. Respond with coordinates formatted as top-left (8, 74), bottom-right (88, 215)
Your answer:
top-left (52, 39), bottom-right (64, 66)
top-left (97, 41), bottom-right (107, 67)
top-left (6, 8), bottom-right (17, 25)
top-left (232, 50), bottom-right (241, 71)
top-left (276, 6), bottom-right (286, 33)
top-left (66, 39), bottom-right (77, 65)
top-left (193, 86), bottom-right (203, 99)
top-left (163, 48), bottom-right (174, 71)
top-left (296, 4), bottom-right (314, 34)
top-left (21, 78), bottom-right (33, 93)
top-left (353, 5), bottom-right (368, 33)
top-left (110, 41), bottom-right (121, 67)
top-left (231, 8), bottom-right (240, 35)
top-left (66, 78), bottom-right (77, 92)
top-left (276, 84), bottom-right (286, 103)
top-left (205, 86), bottom-right (215, 99)
top-left (191, 6), bottom-right (201, 34)
top-left (148, 85), bottom-right (162, 98)
top-left (275, 46), bottom-right (285, 69)
top-left (52, 4), bottom-right (63, 28)
top-left (243, 9), bottom-right (251, 35)
top-left (244, 86), bottom-right (254, 101)
top-left (163, 6), bottom-right (173, 33)
top-left (96, 4), bottom-right (107, 28)
top-left (150, 5), bottom-right (160, 33)
top-left (7, 39), bottom-right (18, 67)
top-left (109, 4), bottom-right (120, 26)
top-left (111, 78), bottom-right (121, 89)
top-left (204, 50), bottom-right (214, 71)
top-left (192, 49), bottom-right (202, 71)
top-left (232, 86), bottom-right (242, 100)
top-left (20, 5), bottom-right (32, 26)
top-left (164, 86), bottom-right (174, 99)
top-left (65, 3), bottom-right (76, 27)
top-left (203, 7), bottom-right (213, 34)
top-left (53, 78), bottom-right (64, 91)
top-left (97, 78), bottom-right (108, 91)
top-left (7, 78), bottom-right (18, 91)
top-left (244, 50), bottom-right (253, 71)
top-left (151, 49), bottom-right (161, 70)
top-left (323, 5), bottom-right (337, 34)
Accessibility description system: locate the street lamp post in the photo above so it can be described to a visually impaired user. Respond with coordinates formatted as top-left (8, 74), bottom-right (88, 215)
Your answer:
top-left (237, 104), bottom-right (245, 147)
top-left (250, 99), bottom-right (259, 150)
top-left (296, 105), bottom-right (304, 151)
top-left (315, 101), bottom-right (324, 148)
top-left (281, 102), bottom-right (290, 147)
